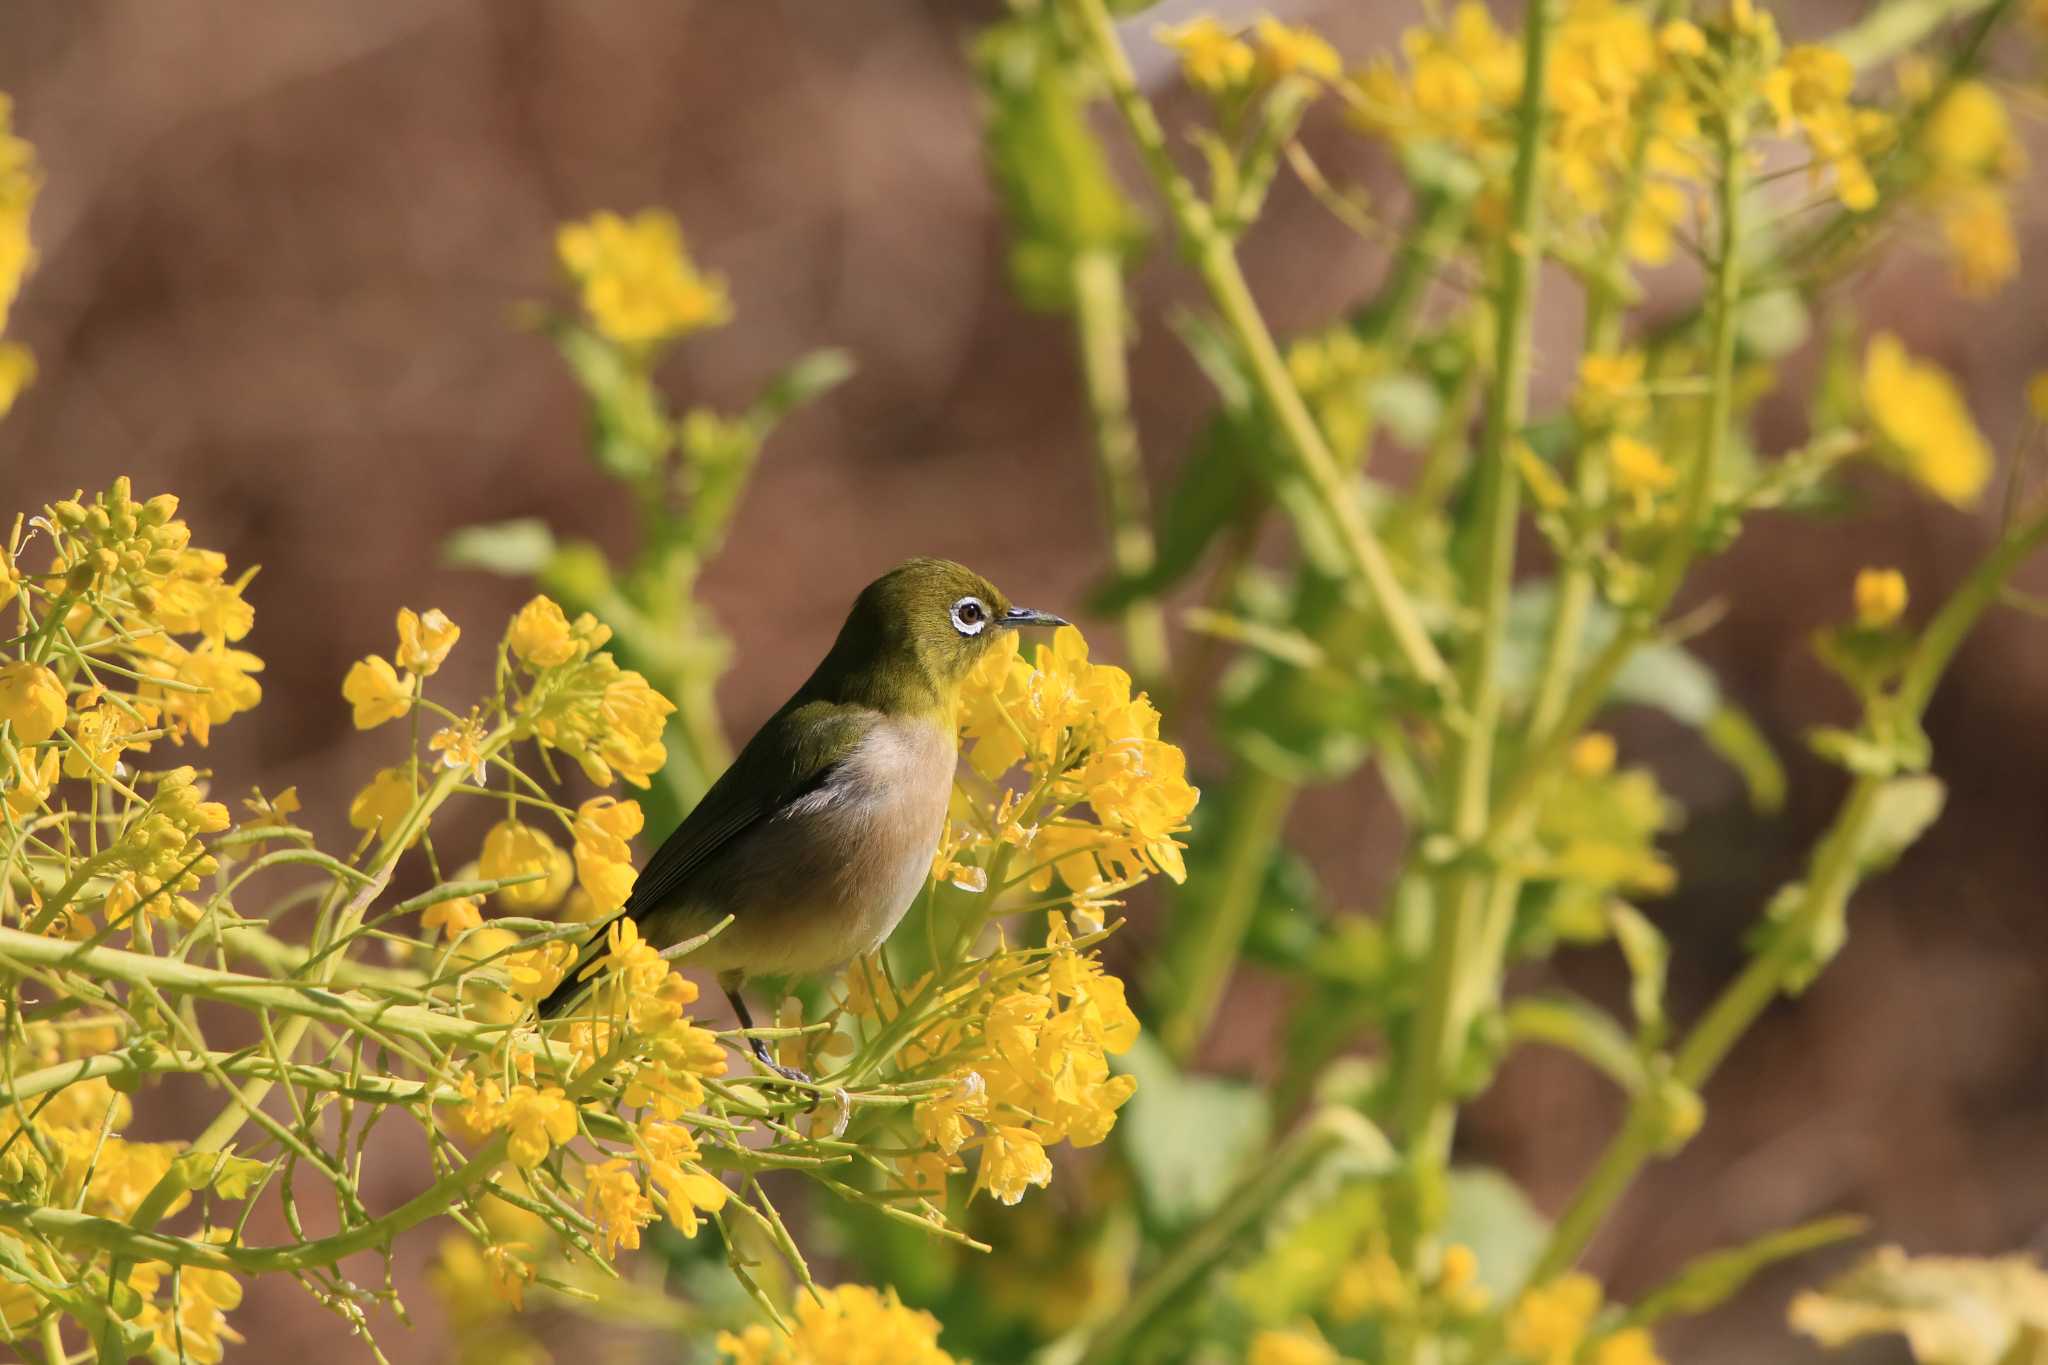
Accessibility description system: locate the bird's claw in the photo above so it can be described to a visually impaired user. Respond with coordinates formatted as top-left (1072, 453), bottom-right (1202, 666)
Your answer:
top-left (747, 1036), bottom-right (812, 1086)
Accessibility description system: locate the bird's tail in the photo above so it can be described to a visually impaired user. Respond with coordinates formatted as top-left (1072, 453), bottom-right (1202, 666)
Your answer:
top-left (535, 908), bottom-right (631, 1020)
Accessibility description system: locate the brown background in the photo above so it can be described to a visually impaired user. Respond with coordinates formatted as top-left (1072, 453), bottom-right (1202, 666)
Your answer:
top-left (2, 2), bottom-right (2044, 1361)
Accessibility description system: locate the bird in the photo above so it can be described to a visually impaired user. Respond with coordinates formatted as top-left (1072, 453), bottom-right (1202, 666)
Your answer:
top-left (537, 558), bottom-right (1066, 1083)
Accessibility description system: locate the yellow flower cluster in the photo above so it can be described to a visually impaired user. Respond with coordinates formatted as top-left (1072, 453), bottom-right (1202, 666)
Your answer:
top-left (1764, 43), bottom-right (1892, 212)
top-left (130, 1238), bottom-right (246, 1365)
top-left (1354, 2), bottom-right (1703, 263)
top-left (342, 608), bottom-right (460, 729)
top-left (910, 915), bottom-right (1140, 1205)
top-left (0, 1032), bottom-right (247, 1353)
top-left (1507, 1273), bottom-right (1666, 1365)
top-left (97, 764), bottom-right (233, 934)
top-left (1913, 76), bottom-right (2025, 295)
top-left (23, 480), bottom-right (264, 749)
top-left (0, 92), bottom-right (39, 416)
top-left (1249, 1326), bottom-right (1340, 1365)
top-left (507, 595), bottom-right (675, 787)
top-left (956, 625), bottom-right (1197, 894)
top-left (556, 209), bottom-right (731, 348)
top-left (1853, 566), bottom-right (1908, 629)
top-left (1155, 16), bottom-right (1339, 97)
top-left (718, 1283), bottom-right (956, 1365)
top-left (1861, 332), bottom-right (1992, 507)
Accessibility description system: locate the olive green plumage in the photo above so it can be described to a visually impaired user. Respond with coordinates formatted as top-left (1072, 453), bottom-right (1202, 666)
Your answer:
top-left (538, 558), bottom-right (1064, 1078)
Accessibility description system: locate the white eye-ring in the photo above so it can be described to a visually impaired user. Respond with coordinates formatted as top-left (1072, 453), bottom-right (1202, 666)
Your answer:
top-left (950, 596), bottom-right (989, 636)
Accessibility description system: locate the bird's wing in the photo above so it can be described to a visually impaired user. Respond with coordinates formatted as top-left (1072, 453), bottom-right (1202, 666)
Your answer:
top-left (539, 700), bottom-right (873, 1019)
top-left (623, 698), bottom-right (872, 919)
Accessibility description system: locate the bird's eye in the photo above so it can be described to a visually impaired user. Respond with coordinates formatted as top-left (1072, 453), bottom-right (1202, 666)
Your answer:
top-left (950, 596), bottom-right (988, 636)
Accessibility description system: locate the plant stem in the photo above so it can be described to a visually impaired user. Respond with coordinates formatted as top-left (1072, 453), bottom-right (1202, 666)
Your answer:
top-left (1071, 246), bottom-right (1171, 690)
top-left (1491, 102), bottom-right (1751, 850)
top-left (1157, 766), bottom-right (1295, 1062)
top-left (1398, 0), bottom-right (1556, 1184)
top-left (1074, 1107), bottom-right (1394, 1365)
top-left (1064, 0), bottom-right (1452, 695)
top-left (1520, 502), bottom-right (2048, 1287)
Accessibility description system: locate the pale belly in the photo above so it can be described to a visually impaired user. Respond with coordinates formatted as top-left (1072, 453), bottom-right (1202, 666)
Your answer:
top-left (649, 715), bottom-right (954, 980)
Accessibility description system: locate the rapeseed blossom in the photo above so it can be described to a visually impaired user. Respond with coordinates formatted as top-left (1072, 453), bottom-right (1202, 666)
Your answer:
top-left (717, 1284), bottom-right (956, 1365)
top-left (557, 209), bottom-right (731, 348)
top-left (1862, 332), bottom-right (1992, 506)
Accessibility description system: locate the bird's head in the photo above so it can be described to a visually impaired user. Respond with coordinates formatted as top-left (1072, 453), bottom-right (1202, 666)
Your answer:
top-left (813, 558), bottom-right (1066, 714)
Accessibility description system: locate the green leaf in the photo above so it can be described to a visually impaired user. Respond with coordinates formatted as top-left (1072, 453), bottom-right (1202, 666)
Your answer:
top-left (975, 18), bottom-right (1145, 312)
top-left (1790, 1245), bottom-right (2048, 1365)
top-left (1737, 287), bottom-right (1811, 360)
top-left (1504, 993), bottom-right (1642, 1092)
top-left (1703, 704), bottom-right (1787, 813)
top-left (442, 518), bottom-right (558, 576)
top-left (1442, 1168), bottom-right (1551, 1301)
top-left (1115, 1035), bottom-right (1272, 1232)
top-left (1607, 902), bottom-right (1669, 1043)
top-left (748, 347), bottom-right (854, 426)
top-left (1847, 775), bottom-right (1945, 874)
top-left (1630, 1215), bottom-right (1866, 1325)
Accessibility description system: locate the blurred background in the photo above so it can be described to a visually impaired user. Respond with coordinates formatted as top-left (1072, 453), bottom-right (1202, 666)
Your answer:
top-left (2, 2), bottom-right (2044, 1360)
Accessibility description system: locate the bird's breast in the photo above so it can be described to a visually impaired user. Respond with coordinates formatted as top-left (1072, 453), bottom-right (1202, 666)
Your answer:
top-left (686, 712), bottom-right (956, 977)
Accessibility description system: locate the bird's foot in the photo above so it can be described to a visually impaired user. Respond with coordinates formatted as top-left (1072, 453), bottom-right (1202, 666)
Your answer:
top-left (747, 1035), bottom-right (812, 1086)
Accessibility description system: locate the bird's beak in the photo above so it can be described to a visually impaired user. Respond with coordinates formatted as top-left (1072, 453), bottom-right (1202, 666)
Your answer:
top-left (1001, 606), bottom-right (1068, 629)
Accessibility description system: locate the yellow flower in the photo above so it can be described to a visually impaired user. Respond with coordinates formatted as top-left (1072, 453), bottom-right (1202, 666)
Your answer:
top-left (1765, 46), bottom-right (1888, 211)
top-left (974, 1123), bottom-right (1053, 1206)
top-left (0, 661), bottom-right (65, 744)
top-left (1853, 567), bottom-right (1908, 629)
top-left (1155, 17), bottom-right (1256, 94)
top-left (501, 1084), bottom-right (577, 1169)
top-left (2028, 370), bottom-right (2048, 422)
top-left (1606, 435), bottom-right (1675, 497)
top-left (135, 638), bottom-right (263, 745)
top-left (479, 820), bottom-right (562, 910)
top-left (428, 709), bottom-right (489, 780)
top-left (583, 1158), bottom-right (655, 1259)
top-left (717, 1283), bottom-right (956, 1365)
top-left (0, 93), bottom-right (41, 335)
top-left (1569, 732), bottom-right (1617, 778)
top-left (1249, 1326), bottom-right (1340, 1365)
top-left (639, 1119), bottom-right (729, 1237)
top-left (1658, 19), bottom-right (1706, 57)
top-left (64, 696), bottom-right (157, 779)
top-left (1593, 1327), bottom-right (1667, 1365)
top-left (421, 895), bottom-right (483, 942)
top-left (0, 341), bottom-right (32, 418)
top-left (1575, 350), bottom-right (1647, 426)
top-left (4, 743), bottom-right (59, 816)
top-left (1921, 80), bottom-right (2022, 181)
top-left (1862, 332), bottom-right (1992, 506)
top-left (1507, 1273), bottom-right (1603, 1365)
top-left (1329, 1249), bottom-right (1409, 1320)
top-left (1254, 16), bottom-right (1340, 82)
top-left (505, 594), bottom-right (611, 669)
top-left (1937, 184), bottom-right (2017, 296)
top-left (341, 654), bottom-right (413, 729)
top-left (347, 766), bottom-right (415, 835)
top-left (573, 795), bottom-right (643, 912)
top-left (556, 209), bottom-right (731, 347)
top-left (395, 606), bottom-right (460, 676)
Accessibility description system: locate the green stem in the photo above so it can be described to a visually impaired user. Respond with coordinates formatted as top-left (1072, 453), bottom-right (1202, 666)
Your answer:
top-left (1071, 246), bottom-right (1171, 690)
top-left (1521, 502), bottom-right (2048, 1287)
top-left (1398, 0), bottom-right (1556, 1183)
top-left (1156, 766), bottom-right (1294, 1062)
top-left (1074, 1107), bottom-right (1394, 1365)
top-left (1065, 0), bottom-right (1451, 695)
top-left (1492, 103), bottom-right (1751, 848)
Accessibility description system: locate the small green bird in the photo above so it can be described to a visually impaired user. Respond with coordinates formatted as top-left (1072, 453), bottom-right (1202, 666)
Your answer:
top-left (538, 558), bottom-right (1065, 1081)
